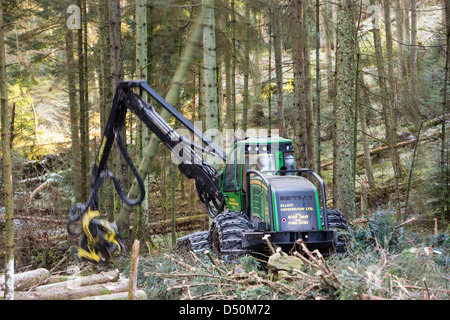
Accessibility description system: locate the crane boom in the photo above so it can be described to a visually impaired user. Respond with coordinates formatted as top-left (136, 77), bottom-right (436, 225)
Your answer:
top-left (67, 80), bottom-right (226, 262)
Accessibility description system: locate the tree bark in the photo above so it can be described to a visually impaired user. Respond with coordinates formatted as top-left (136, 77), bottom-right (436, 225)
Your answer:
top-left (0, 268), bottom-right (50, 292)
top-left (358, 74), bottom-right (375, 186)
top-left (225, 54), bottom-right (233, 129)
top-left (66, 29), bottom-right (82, 203)
top-left (33, 269), bottom-right (119, 292)
top-left (291, 0), bottom-right (309, 168)
top-left (135, 0), bottom-right (149, 241)
top-left (304, 1), bottom-right (316, 172)
top-left (82, 0), bottom-right (89, 174)
top-left (395, 0), bottom-right (406, 76)
top-left (231, 0), bottom-right (237, 131)
top-left (109, 0), bottom-right (127, 217)
top-left (203, 0), bottom-right (219, 166)
top-left (12, 279), bottom-right (129, 300)
top-left (441, 0), bottom-right (450, 230)
top-left (0, 1), bottom-right (14, 300)
top-left (333, 0), bottom-right (356, 220)
top-left (77, 0), bottom-right (88, 200)
top-left (243, 0), bottom-right (250, 132)
top-left (384, 0), bottom-right (402, 219)
top-left (270, 0), bottom-right (285, 136)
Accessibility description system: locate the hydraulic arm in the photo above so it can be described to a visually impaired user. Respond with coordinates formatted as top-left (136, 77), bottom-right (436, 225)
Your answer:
top-left (67, 80), bottom-right (227, 262)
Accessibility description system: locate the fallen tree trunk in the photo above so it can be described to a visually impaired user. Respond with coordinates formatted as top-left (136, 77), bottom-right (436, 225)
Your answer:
top-left (12, 279), bottom-right (129, 300)
top-left (321, 138), bottom-right (417, 169)
top-left (33, 269), bottom-right (119, 292)
top-left (146, 214), bottom-right (208, 235)
top-left (0, 268), bottom-right (50, 291)
top-left (321, 129), bottom-right (442, 169)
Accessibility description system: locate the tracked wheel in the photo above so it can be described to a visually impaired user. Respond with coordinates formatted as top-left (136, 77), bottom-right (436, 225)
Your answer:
top-left (177, 230), bottom-right (210, 254)
top-left (326, 209), bottom-right (351, 254)
top-left (208, 212), bottom-right (254, 259)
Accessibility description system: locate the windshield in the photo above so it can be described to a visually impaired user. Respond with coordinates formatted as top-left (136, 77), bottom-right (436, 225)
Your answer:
top-left (247, 154), bottom-right (276, 172)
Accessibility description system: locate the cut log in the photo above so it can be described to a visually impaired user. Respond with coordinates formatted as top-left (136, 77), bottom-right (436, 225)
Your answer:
top-left (33, 269), bottom-right (119, 292)
top-left (12, 279), bottom-right (129, 300)
top-left (80, 290), bottom-right (147, 300)
top-left (0, 268), bottom-right (50, 291)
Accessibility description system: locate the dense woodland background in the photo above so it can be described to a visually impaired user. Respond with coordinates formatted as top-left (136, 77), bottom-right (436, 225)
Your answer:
top-left (0, 0), bottom-right (449, 300)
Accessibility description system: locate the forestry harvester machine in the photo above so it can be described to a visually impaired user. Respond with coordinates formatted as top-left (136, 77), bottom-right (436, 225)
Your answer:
top-left (67, 80), bottom-right (349, 263)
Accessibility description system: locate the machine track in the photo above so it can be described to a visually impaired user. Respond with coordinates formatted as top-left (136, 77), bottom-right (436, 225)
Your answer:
top-left (176, 230), bottom-right (209, 254)
top-left (208, 211), bottom-right (254, 258)
top-left (326, 209), bottom-right (351, 253)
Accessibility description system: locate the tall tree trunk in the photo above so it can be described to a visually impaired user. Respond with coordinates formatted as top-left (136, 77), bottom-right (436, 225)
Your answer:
top-left (403, 0), bottom-right (411, 72)
top-left (321, 0), bottom-right (336, 195)
top-left (268, 20), bottom-right (273, 136)
top-left (384, 0), bottom-right (402, 219)
top-left (291, 0), bottom-right (308, 168)
top-left (117, 6), bottom-right (207, 230)
top-left (333, 0), bottom-right (356, 220)
top-left (98, 0), bottom-right (113, 215)
top-left (231, 0), bottom-right (237, 131)
top-left (78, 0), bottom-right (88, 200)
top-left (135, 0), bottom-right (148, 240)
top-left (409, 0), bottom-right (421, 125)
top-left (395, 0), bottom-right (406, 76)
top-left (251, 12), bottom-right (264, 126)
top-left (225, 54), bottom-right (233, 130)
top-left (109, 0), bottom-right (126, 217)
top-left (359, 74), bottom-right (375, 187)
top-left (315, 0), bottom-right (321, 174)
top-left (270, 0), bottom-right (285, 136)
top-left (203, 0), bottom-right (219, 165)
top-left (243, 0), bottom-right (250, 132)
top-left (66, 29), bottom-right (83, 203)
top-left (82, 0), bottom-right (89, 171)
top-left (442, 0), bottom-right (450, 230)
top-left (0, 1), bottom-right (14, 300)
top-left (304, 1), bottom-right (316, 172)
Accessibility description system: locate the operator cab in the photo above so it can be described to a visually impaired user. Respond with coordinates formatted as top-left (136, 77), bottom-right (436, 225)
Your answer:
top-left (220, 137), bottom-right (297, 213)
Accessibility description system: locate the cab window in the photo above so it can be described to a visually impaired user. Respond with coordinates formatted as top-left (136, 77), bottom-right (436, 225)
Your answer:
top-left (246, 153), bottom-right (276, 172)
top-left (223, 148), bottom-right (238, 192)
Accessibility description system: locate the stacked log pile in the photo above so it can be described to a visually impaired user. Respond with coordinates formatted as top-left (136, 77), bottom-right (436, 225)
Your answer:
top-left (0, 268), bottom-right (147, 300)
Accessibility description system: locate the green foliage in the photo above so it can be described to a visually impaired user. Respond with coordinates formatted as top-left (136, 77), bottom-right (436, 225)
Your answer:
top-left (351, 205), bottom-right (408, 253)
top-left (8, 83), bottom-right (42, 158)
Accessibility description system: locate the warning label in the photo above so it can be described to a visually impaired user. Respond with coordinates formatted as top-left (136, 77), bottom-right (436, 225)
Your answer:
top-left (277, 195), bottom-right (318, 231)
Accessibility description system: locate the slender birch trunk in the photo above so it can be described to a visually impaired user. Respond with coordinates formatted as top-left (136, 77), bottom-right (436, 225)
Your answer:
top-left (203, 0), bottom-right (219, 149)
top-left (66, 29), bottom-right (83, 203)
top-left (0, 1), bottom-right (14, 300)
top-left (135, 0), bottom-right (148, 239)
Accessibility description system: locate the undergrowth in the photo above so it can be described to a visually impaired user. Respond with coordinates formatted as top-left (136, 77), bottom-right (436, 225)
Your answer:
top-left (123, 207), bottom-right (448, 300)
